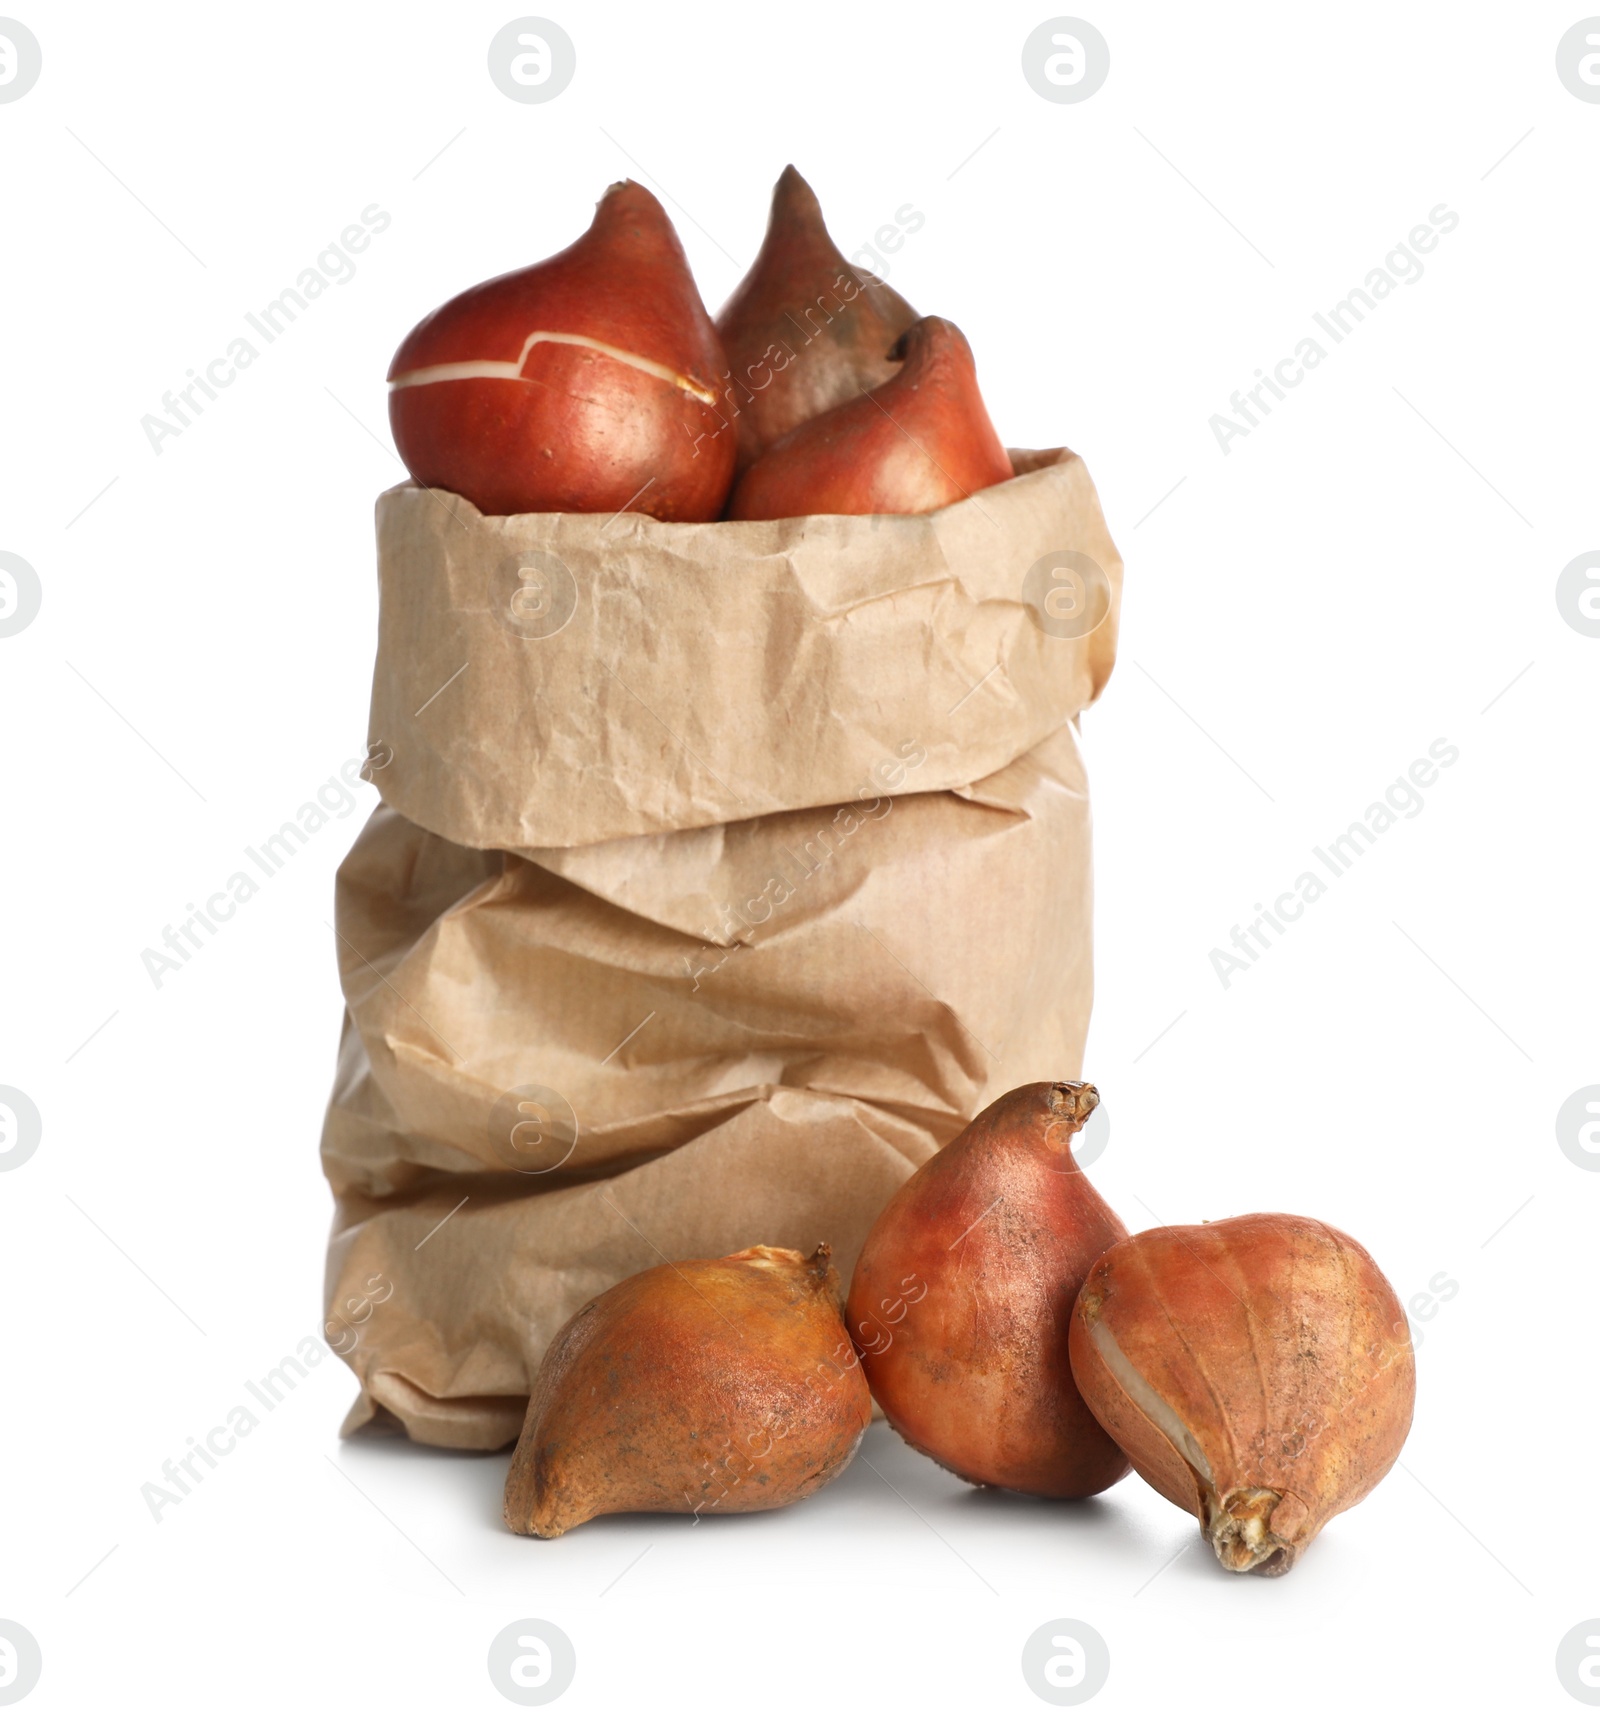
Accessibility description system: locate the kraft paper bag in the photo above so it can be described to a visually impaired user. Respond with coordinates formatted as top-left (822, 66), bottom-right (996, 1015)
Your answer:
top-left (322, 448), bottom-right (1123, 1449)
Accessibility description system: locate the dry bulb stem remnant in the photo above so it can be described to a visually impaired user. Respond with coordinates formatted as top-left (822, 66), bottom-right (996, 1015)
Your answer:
top-left (845, 1082), bottom-right (1130, 1498)
top-left (1069, 1214), bottom-right (1415, 1576)
top-left (504, 1244), bottom-right (869, 1538)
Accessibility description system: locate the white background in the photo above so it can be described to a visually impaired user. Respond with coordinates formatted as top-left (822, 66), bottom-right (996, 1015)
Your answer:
top-left (2, 1), bottom-right (1597, 1718)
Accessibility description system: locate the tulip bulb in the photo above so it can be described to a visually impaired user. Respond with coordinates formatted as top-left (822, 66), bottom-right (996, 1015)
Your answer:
top-left (845, 1082), bottom-right (1130, 1498)
top-left (1069, 1215), bottom-right (1416, 1576)
top-left (388, 180), bottom-right (735, 520)
top-left (504, 1244), bottom-right (869, 1537)
top-left (716, 165), bottom-right (919, 472)
top-left (727, 315), bottom-right (1014, 521)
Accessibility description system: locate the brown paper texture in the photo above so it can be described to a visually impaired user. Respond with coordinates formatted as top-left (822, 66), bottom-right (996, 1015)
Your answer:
top-left (323, 449), bottom-right (1122, 1449)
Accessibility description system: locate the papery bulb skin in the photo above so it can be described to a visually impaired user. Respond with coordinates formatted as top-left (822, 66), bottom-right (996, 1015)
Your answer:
top-left (844, 1082), bottom-right (1130, 1498)
top-left (388, 180), bottom-right (736, 520)
top-left (504, 1245), bottom-right (869, 1538)
top-left (726, 315), bottom-right (1015, 521)
top-left (716, 165), bottom-right (919, 472)
top-left (1068, 1215), bottom-right (1416, 1577)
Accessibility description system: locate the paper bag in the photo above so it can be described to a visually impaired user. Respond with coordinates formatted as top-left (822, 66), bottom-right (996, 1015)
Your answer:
top-left (322, 448), bottom-right (1122, 1449)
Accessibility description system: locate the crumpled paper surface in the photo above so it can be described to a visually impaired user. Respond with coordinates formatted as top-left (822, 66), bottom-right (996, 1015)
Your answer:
top-left (323, 448), bottom-right (1122, 1449)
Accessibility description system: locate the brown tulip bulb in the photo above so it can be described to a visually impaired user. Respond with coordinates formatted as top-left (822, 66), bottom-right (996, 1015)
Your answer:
top-left (727, 315), bottom-right (1014, 521)
top-left (845, 1082), bottom-right (1130, 1498)
top-left (388, 180), bottom-right (735, 520)
top-left (504, 1245), bottom-right (869, 1538)
top-left (1069, 1215), bottom-right (1416, 1576)
top-left (716, 165), bottom-right (919, 471)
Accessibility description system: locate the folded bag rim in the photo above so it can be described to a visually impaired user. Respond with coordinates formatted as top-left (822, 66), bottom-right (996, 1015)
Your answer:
top-left (363, 445), bottom-right (1122, 852)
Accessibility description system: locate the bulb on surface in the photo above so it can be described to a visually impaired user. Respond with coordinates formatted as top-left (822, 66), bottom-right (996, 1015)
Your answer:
top-left (505, 1244), bottom-right (869, 1537)
top-left (1069, 1213), bottom-right (1416, 1576)
top-left (845, 1082), bottom-right (1130, 1498)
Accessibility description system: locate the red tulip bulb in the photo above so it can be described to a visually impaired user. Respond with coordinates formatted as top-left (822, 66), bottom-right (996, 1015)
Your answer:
top-left (845, 1082), bottom-right (1130, 1498)
top-left (388, 180), bottom-right (735, 520)
top-left (728, 315), bottom-right (1014, 521)
top-left (716, 165), bottom-right (919, 473)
